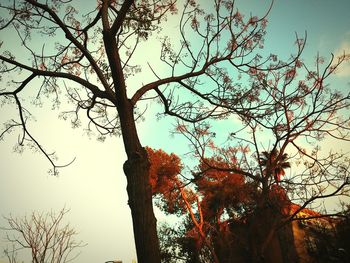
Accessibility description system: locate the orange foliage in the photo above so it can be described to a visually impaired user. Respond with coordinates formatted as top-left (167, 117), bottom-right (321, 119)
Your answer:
top-left (268, 185), bottom-right (291, 213)
top-left (198, 156), bottom-right (244, 187)
top-left (196, 157), bottom-right (252, 220)
top-left (146, 147), bottom-right (188, 214)
top-left (146, 146), bottom-right (182, 194)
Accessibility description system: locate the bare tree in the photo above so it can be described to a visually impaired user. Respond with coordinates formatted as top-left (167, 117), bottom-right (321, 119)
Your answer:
top-left (0, 0), bottom-right (311, 261)
top-left (3, 243), bottom-right (21, 263)
top-left (2, 208), bottom-right (85, 263)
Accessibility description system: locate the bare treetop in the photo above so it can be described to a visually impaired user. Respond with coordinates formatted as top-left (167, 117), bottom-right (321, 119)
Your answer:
top-left (0, 1), bottom-right (289, 145)
top-left (2, 208), bottom-right (85, 263)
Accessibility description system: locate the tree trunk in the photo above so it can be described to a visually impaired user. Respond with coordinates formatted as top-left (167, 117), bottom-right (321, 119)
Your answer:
top-left (249, 184), bottom-right (271, 263)
top-left (101, 21), bottom-right (161, 262)
top-left (249, 183), bottom-right (283, 263)
top-left (123, 147), bottom-right (160, 263)
top-left (116, 101), bottom-right (160, 263)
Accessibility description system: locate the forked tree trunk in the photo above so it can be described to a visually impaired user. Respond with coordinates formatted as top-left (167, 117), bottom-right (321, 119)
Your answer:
top-left (102, 21), bottom-right (161, 261)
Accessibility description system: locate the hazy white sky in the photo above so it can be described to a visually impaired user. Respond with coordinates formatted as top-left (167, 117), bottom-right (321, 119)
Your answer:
top-left (1, 1), bottom-right (350, 262)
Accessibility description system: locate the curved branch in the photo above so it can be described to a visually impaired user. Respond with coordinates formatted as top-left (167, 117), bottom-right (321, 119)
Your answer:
top-left (13, 93), bottom-right (76, 175)
top-left (0, 55), bottom-right (110, 101)
top-left (24, 0), bottom-right (110, 92)
top-left (110, 0), bottom-right (134, 36)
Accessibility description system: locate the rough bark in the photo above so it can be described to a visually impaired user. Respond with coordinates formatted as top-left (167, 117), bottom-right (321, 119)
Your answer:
top-left (117, 99), bottom-right (161, 263)
top-left (116, 100), bottom-right (160, 263)
top-left (123, 147), bottom-right (160, 263)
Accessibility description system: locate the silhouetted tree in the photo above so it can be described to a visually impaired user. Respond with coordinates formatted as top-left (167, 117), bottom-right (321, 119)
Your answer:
top-left (1, 1), bottom-right (348, 262)
top-left (171, 56), bottom-right (350, 259)
top-left (0, 1), bottom-right (292, 261)
top-left (2, 208), bottom-right (84, 263)
top-left (151, 39), bottom-right (350, 259)
top-left (259, 148), bottom-right (290, 184)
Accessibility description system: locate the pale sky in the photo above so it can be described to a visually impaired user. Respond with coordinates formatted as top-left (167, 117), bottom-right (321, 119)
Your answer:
top-left (1, 1), bottom-right (350, 262)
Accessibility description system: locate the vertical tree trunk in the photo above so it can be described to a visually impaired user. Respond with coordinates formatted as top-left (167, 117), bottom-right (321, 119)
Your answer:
top-left (118, 102), bottom-right (161, 263)
top-left (249, 181), bottom-right (284, 263)
top-left (249, 183), bottom-right (271, 263)
top-left (101, 18), bottom-right (161, 261)
top-left (123, 147), bottom-right (160, 263)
